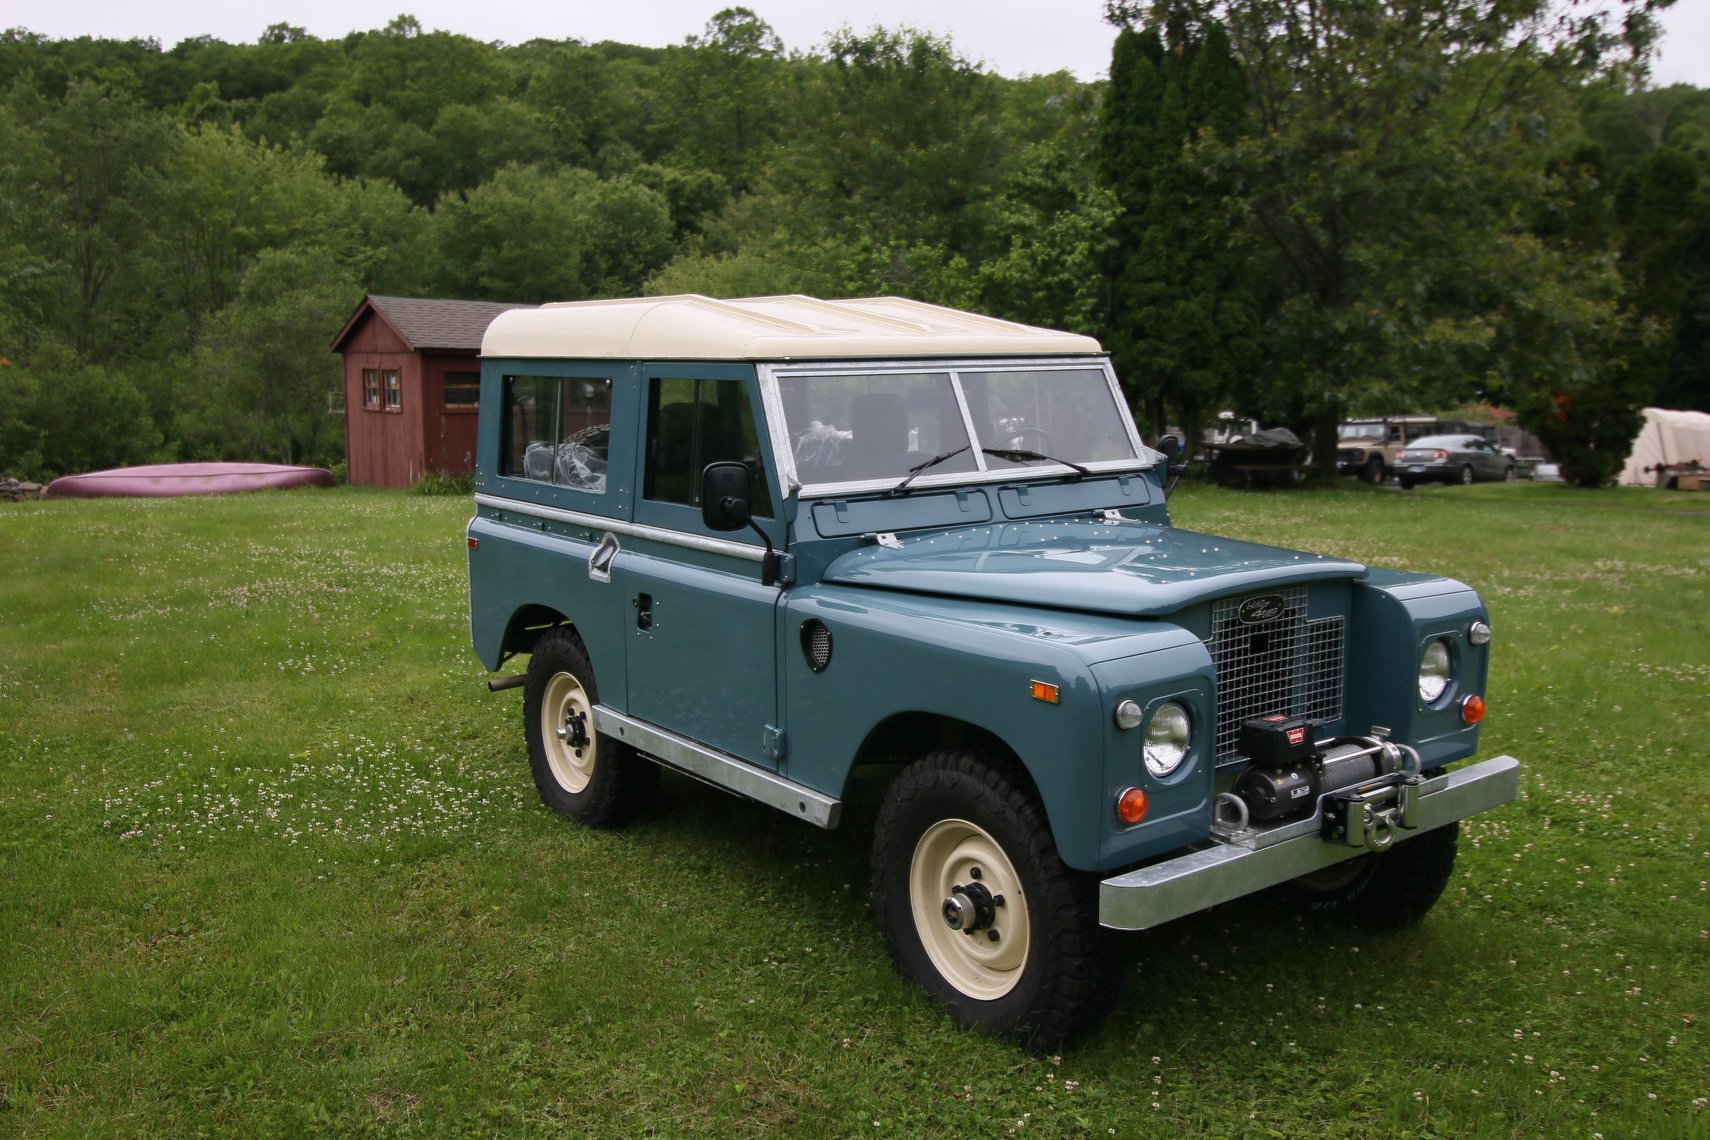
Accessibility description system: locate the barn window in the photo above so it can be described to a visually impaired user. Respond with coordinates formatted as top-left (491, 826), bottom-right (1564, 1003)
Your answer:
top-left (383, 369), bottom-right (402, 411)
top-left (363, 369), bottom-right (380, 409)
top-left (444, 371), bottom-right (480, 408)
top-left (501, 375), bottom-right (612, 494)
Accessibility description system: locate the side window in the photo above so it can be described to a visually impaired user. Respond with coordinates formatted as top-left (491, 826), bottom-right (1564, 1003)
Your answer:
top-left (383, 369), bottom-right (402, 411)
top-left (645, 377), bottom-right (773, 519)
top-left (500, 375), bottom-right (612, 494)
top-left (362, 369), bottom-right (381, 410)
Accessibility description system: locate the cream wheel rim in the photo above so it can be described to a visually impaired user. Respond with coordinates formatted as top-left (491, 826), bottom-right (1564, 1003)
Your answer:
top-left (541, 671), bottom-right (596, 794)
top-left (908, 818), bottom-right (1029, 1000)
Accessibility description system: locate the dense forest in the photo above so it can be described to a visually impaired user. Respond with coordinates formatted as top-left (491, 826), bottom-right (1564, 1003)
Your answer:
top-left (1, 2), bottom-right (1706, 486)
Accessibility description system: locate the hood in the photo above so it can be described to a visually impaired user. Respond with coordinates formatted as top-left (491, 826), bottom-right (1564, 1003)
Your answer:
top-left (822, 519), bottom-right (1366, 616)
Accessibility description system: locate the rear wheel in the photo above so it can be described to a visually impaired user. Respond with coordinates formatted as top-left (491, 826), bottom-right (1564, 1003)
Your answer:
top-left (523, 627), bottom-right (657, 827)
top-left (1504, 464), bottom-right (1518, 482)
top-left (1362, 455), bottom-right (1385, 484)
top-left (872, 750), bottom-right (1115, 1049)
top-left (1398, 477), bottom-right (1416, 491)
top-left (1460, 464), bottom-right (1475, 485)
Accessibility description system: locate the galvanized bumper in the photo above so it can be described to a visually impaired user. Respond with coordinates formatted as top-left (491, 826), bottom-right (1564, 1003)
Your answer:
top-left (1098, 755), bottom-right (1520, 931)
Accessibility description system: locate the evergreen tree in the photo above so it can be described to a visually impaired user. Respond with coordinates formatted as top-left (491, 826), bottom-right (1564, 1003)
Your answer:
top-left (1097, 19), bottom-right (1258, 444)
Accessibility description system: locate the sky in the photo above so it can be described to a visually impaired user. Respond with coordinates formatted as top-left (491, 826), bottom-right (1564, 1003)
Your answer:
top-left (3, 0), bottom-right (1706, 88)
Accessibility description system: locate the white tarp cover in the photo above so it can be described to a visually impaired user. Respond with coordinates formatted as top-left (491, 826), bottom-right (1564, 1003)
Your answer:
top-left (1619, 407), bottom-right (1710, 485)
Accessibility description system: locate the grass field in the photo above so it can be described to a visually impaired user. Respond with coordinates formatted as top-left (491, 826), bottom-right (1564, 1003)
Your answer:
top-left (1, 481), bottom-right (1705, 1137)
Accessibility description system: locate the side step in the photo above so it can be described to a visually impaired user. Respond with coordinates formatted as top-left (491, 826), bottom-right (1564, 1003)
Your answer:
top-left (593, 706), bottom-right (843, 829)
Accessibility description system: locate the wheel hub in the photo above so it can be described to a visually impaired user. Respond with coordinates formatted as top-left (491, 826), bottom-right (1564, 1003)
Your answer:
top-left (941, 878), bottom-right (1002, 934)
top-left (555, 708), bottom-right (589, 750)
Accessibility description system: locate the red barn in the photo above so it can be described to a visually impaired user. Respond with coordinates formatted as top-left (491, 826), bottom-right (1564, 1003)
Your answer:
top-left (331, 295), bottom-right (536, 487)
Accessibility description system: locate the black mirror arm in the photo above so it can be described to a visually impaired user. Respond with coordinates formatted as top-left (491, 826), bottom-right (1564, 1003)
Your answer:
top-left (724, 497), bottom-right (781, 587)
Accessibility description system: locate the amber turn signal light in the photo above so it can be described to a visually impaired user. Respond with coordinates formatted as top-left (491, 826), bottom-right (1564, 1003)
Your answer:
top-left (1116, 786), bottom-right (1148, 826)
top-left (1461, 694), bottom-right (1485, 725)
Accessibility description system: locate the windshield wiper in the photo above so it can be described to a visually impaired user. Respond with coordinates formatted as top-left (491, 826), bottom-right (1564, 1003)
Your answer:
top-left (886, 445), bottom-right (972, 497)
top-left (982, 448), bottom-right (1090, 479)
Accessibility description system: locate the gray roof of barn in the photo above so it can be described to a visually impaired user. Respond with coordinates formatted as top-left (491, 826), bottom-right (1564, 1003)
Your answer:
top-left (338, 295), bottom-right (537, 352)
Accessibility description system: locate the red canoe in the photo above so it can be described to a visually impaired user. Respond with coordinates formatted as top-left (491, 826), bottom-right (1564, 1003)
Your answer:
top-left (44, 463), bottom-right (336, 499)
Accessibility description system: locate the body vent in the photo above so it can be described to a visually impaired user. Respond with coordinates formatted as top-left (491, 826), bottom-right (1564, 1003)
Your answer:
top-left (1209, 587), bottom-right (1345, 761)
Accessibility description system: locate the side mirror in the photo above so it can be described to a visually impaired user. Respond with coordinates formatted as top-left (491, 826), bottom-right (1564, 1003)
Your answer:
top-left (700, 460), bottom-right (782, 587)
top-left (1155, 434), bottom-right (1188, 501)
top-left (701, 461), bottom-right (753, 531)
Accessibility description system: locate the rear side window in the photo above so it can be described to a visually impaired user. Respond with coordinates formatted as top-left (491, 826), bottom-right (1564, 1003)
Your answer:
top-left (645, 377), bottom-right (773, 519)
top-left (501, 375), bottom-right (612, 494)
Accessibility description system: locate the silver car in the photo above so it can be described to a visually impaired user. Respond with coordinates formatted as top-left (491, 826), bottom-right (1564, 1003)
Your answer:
top-left (1395, 433), bottom-right (1517, 489)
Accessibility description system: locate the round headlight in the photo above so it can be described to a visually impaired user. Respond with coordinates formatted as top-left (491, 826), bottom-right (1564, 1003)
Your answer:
top-left (1144, 701), bottom-right (1192, 777)
top-left (1418, 639), bottom-right (1452, 703)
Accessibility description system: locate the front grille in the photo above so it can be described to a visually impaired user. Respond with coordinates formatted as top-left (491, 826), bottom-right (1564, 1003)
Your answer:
top-left (1209, 587), bottom-right (1345, 761)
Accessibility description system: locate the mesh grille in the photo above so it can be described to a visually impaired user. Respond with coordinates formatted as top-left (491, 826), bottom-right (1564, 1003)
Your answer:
top-left (1209, 588), bottom-right (1345, 761)
top-left (801, 620), bottom-right (833, 673)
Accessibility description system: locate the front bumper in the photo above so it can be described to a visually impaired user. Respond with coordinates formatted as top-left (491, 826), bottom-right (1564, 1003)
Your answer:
top-left (1098, 755), bottom-right (1519, 930)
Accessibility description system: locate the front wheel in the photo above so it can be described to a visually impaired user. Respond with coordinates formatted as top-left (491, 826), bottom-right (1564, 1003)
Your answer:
top-left (872, 750), bottom-right (1115, 1049)
top-left (523, 627), bottom-right (657, 827)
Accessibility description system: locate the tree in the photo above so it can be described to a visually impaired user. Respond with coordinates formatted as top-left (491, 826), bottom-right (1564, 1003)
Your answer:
top-left (978, 140), bottom-right (1117, 335)
top-left (1123, 0), bottom-right (1666, 477)
top-left (431, 164), bottom-right (674, 302)
top-left (653, 9), bottom-right (787, 194)
top-left (188, 247), bottom-right (360, 466)
top-left (1097, 18), bottom-right (1258, 441)
top-left (0, 77), bottom-right (176, 362)
top-left (1615, 147), bottom-right (1710, 413)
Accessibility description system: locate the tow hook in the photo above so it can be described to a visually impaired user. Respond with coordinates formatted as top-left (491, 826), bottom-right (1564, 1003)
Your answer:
top-left (1321, 778), bottom-right (1421, 853)
top-left (942, 878), bottom-right (1004, 936)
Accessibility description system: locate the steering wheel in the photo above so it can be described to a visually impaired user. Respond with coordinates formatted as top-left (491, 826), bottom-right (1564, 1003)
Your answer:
top-left (995, 427), bottom-right (1052, 452)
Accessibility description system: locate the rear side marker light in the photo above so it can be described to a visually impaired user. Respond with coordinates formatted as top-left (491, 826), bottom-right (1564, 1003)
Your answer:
top-left (1030, 680), bottom-right (1059, 704)
top-left (1461, 694), bottom-right (1485, 724)
top-left (1116, 786), bottom-right (1148, 826)
top-left (467, 537), bottom-right (479, 549)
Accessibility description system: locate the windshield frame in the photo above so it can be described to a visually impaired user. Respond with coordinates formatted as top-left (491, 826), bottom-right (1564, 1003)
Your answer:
top-left (758, 356), bottom-right (1156, 497)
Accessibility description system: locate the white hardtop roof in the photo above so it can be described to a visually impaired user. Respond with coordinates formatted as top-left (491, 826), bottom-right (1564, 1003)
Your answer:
top-left (480, 294), bottom-right (1104, 361)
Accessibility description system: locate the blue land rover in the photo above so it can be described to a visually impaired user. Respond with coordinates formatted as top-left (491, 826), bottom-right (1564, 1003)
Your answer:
top-left (466, 295), bottom-right (1518, 1047)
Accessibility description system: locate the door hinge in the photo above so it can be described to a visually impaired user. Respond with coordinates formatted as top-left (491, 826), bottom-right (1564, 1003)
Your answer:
top-left (763, 725), bottom-right (787, 761)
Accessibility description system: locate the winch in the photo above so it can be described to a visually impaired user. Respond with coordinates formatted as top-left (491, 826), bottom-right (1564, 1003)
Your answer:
top-left (1228, 717), bottom-right (1424, 851)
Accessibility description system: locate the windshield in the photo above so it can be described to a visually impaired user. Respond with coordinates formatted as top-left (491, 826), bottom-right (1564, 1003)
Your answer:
top-left (777, 364), bottom-right (1142, 488)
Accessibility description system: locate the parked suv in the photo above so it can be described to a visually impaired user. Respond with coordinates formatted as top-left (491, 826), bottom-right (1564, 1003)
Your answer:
top-left (1336, 416), bottom-right (1443, 483)
top-left (466, 296), bottom-right (1518, 1047)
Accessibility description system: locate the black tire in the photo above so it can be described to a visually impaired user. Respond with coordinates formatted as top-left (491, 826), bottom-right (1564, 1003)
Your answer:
top-left (1504, 464), bottom-right (1518, 483)
top-left (871, 749), bottom-right (1116, 1049)
top-left (1284, 820), bottom-right (1460, 931)
top-left (523, 627), bottom-right (657, 827)
top-left (1459, 464), bottom-right (1475, 485)
top-left (1362, 455), bottom-right (1385, 485)
top-left (1398, 477), bottom-right (1415, 491)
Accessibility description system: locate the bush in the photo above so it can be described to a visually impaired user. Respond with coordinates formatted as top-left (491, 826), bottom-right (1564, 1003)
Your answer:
top-left (412, 470), bottom-right (474, 496)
